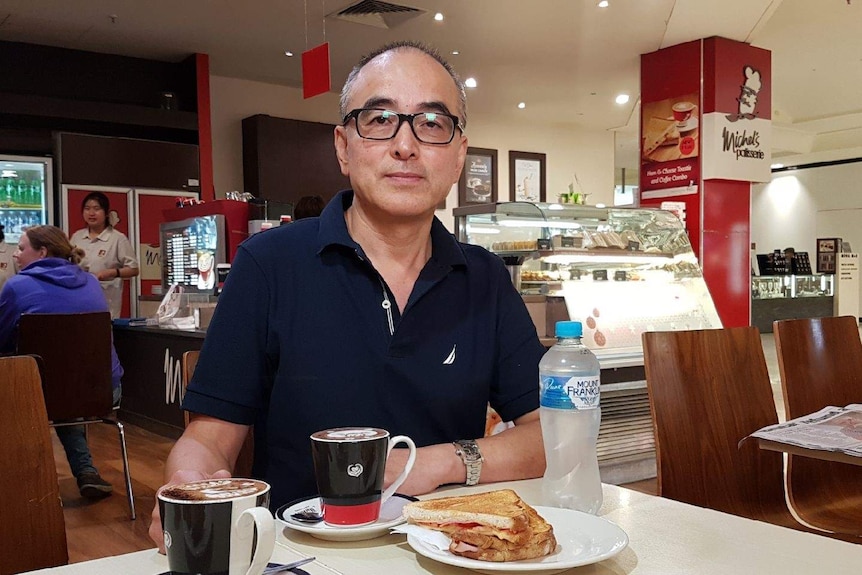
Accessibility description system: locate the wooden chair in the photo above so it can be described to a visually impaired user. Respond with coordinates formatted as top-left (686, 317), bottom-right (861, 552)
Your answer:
top-left (0, 356), bottom-right (68, 574)
top-left (773, 316), bottom-right (862, 539)
top-left (182, 350), bottom-right (255, 477)
top-left (642, 327), bottom-right (806, 529)
top-left (17, 312), bottom-right (135, 520)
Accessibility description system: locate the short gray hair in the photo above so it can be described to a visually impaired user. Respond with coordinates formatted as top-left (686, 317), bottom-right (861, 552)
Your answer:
top-left (339, 40), bottom-right (467, 130)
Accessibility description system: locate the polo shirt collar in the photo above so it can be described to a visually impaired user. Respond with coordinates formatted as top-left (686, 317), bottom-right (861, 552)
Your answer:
top-left (317, 190), bottom-right (466, 268)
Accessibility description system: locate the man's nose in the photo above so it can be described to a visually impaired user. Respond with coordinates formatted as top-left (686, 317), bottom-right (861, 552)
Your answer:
top-left (391, 120), bottom-right (419, 157)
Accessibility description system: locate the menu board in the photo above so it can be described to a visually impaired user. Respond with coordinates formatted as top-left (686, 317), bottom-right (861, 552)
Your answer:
top-left (160, 214), bottom-right (226, 293)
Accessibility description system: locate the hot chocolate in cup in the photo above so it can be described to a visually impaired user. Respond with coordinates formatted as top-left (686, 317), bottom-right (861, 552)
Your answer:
top-left (158, 478), bottom-right (275, 575)
top-left (672, 101), bottom-right (697, 124)
top-left (311, 427), bottom-right (417, 527)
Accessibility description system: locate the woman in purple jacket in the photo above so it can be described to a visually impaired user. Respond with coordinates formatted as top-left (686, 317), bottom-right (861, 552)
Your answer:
top-left (0, 225), bottom-right (122, 499)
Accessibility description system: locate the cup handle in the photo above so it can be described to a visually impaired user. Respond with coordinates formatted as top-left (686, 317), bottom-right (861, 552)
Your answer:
top-left (381, 435), bottom-right (417, 503)
top-left (237, 507), bottom-right (276, 575)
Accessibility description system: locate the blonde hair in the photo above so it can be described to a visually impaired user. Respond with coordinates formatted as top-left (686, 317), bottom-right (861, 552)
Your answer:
top-left (23, 225), bottom-right (86, 265)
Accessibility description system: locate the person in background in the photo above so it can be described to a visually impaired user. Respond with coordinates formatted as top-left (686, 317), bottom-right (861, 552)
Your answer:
top-left (149, 41), bottom-right (545, 549)
top-left (69, 192), bottom-right (139, 318)
top-left (0, 225), bottom-right (123, 498)
top-left (293, 195), bottom-right (326, 220)
top-left (0, 224), bottom-right (14, 291)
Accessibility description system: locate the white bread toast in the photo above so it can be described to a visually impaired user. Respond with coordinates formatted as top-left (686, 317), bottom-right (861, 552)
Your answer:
top-left (402, 489), bottom-right (557, 562)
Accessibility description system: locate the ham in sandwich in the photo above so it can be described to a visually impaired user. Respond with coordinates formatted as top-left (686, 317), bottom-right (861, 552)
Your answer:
top-left (402, 489), bottom-right (557, 562)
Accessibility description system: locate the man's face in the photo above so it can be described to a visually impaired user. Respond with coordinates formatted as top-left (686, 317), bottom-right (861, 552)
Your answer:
top-left (334, 49), bottom-right (467, 219)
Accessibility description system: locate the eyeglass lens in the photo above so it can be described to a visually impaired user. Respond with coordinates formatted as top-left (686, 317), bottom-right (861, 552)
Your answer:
top-left (355, 109), bottom-right (456, 144)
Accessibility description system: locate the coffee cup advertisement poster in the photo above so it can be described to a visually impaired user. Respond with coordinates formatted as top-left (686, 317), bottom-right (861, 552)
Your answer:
top-left (459, 147), bottom-right (498, 206)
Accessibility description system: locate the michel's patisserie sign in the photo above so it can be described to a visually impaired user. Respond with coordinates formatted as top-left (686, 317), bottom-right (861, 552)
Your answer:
top-left (701, 41), bottom-right (772, 183)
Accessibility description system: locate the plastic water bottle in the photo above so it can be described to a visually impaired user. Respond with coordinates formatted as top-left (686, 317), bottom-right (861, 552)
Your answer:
top-left (540, 320), bottom-right (603, 514)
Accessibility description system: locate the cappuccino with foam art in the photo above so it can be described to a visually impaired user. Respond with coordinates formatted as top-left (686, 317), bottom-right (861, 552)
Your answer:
top-left (159, 478), bottom-right (268, 502)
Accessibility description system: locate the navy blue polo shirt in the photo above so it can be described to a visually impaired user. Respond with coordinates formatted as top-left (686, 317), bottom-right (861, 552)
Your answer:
top-left (183, 190), bottom-right (544, 509)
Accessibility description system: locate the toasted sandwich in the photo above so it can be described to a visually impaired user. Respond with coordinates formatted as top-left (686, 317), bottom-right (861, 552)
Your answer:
top-left (402, 489), bottom-right (557, 562)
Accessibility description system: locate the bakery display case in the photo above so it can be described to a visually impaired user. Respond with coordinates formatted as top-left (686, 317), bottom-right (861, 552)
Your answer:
top-left (453, 202), bottom-right (721, 359)
top-left (751, 273), bottom-right (834, 333)
top-left (453, 201), bottom-right (722, 484)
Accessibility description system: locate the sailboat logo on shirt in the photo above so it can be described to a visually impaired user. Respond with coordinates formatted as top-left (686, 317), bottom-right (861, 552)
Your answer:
top-left (443, 344), bottom-right (457, 365)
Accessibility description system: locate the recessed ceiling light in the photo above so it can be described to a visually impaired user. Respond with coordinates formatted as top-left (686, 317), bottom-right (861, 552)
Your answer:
top-left (771, 163), bottom-right (784, 169)
top-left (465, 77), bottom-right (477, 88)
top-left (597, 1), bottom-right (609, 7)
top-left (518, 102), bottom-right (526, 109)
top-left (615, 94), bottom-right (630, 104)
top-left (284, 51), bottom-right (294, 57)
top-left (451, 50), bottom-right (459, 55)
top-left (434, 12), bottom-right (444, 21)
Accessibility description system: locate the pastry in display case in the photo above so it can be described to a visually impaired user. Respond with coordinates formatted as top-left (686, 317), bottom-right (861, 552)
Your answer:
top-left (453, 202), bottom-right (722, 359)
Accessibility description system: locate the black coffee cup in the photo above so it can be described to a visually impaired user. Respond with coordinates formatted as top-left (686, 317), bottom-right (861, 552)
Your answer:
top-left (310, 427), bottom-right (416, 526)
top-left (158, 478), bottom-right (274, 575)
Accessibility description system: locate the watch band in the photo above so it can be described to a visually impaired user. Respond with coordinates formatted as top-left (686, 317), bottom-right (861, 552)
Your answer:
top-left (453, 439), bottom-right (483, 486)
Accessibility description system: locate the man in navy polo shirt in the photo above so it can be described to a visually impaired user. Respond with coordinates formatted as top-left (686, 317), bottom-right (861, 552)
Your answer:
top-left (150, 41), bottom-right (546, 547)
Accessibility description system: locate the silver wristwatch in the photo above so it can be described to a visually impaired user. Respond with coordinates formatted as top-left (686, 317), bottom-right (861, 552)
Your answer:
top-left (453, 439), bottom-right (483, 486)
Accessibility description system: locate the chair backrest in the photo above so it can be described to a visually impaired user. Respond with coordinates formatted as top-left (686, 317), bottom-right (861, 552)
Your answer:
top-left (772, 315), bottom-right (862, 536)
top-left (17, 312), bottom-right (113, 421)
top-left (0, 356), bottom-right (68, 574)
top-left (642, 327), bottom-right (791, 521)
top-left (182, 350), bottom-right (255, 478)
top-left (773, 315), bottom-right (862, 418)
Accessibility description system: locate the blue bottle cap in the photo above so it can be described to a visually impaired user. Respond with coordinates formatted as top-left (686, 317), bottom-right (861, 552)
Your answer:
top-left (555, 321), bottom-right (583, 338)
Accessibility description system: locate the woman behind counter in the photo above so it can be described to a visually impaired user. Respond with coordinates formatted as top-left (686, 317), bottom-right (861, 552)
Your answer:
top-left (69, 191), bottom-right (139, 318)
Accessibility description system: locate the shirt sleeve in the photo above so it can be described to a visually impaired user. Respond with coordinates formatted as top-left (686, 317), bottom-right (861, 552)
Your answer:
top-left (116, 232), bottom-right (139, 269)
top-left (489, 262), bottom-right (545, 423)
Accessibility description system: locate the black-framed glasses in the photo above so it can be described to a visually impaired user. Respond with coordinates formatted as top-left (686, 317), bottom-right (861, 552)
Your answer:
top-left (342, 108), bottom-right (463, 145)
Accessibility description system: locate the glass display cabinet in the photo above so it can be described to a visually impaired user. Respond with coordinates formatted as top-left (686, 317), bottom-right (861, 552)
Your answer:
top-left (751, 273), bottom-right (835, 333)
top-left (453, 202), bottom-right (721, 360)
top-left (453, 201), bottom-right (723, 485)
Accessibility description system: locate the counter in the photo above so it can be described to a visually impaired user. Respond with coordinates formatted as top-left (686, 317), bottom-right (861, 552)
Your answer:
top-left (113, 325), bottom-right (205, 438)
top-left (751, 274), bottom-right (834, 333)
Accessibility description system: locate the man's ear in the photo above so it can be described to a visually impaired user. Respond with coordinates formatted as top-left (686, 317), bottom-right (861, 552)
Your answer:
top-left (334, 125), bottom-right (350, 177)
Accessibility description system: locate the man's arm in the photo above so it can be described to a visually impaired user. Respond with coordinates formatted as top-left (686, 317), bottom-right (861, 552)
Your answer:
top-left (383, 409), bottom-right (545, 495)
top-left (148, 415), bottom-right (250, 551)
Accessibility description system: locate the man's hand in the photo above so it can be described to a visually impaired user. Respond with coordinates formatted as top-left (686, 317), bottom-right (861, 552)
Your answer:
top-left (148, 468), bottom-right (232, 553)
top-left (383, 444), bottom-right (460, 496)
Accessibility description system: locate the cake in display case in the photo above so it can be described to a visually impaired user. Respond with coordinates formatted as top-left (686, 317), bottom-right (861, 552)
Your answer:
top-left (453, 202), bottom-right (722, 360)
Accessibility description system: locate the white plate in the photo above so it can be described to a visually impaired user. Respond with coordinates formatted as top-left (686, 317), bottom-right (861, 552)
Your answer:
top-left (276, 493), bottom-right (416, 542)
top-left (677, 117), bottom-right (699, 132)
top-left (406, 506), bottom-right (628, 575)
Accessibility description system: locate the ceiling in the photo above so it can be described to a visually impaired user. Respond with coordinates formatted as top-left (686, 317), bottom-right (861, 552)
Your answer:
top-left (1, 0), bottom-right (860, 171)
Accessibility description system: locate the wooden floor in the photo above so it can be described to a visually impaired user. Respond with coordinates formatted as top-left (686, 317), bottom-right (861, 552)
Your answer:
top-left (58, 422), bottom-right (658, 563)
top-left (53, 422), bottom-right (173, 563)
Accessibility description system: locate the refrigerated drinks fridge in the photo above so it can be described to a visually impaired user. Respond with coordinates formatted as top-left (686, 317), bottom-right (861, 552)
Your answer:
top-left (0, 155), bottom-right (53, 244)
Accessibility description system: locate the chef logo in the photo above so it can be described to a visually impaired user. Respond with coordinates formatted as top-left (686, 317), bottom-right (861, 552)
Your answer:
top-left (347, 463), bottom-right (363, 477)
top-left (726, 65), bottom-right (762, 122)
top-left (98, 249), bottom-right (107, 257)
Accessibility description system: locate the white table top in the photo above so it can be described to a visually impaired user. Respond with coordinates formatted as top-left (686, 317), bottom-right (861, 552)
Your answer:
top-left (26, 478), bottom-right (862, 575)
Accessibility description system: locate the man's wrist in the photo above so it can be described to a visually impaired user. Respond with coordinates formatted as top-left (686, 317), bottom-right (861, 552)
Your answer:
top-left (116, 268), bottom-right (121, 279)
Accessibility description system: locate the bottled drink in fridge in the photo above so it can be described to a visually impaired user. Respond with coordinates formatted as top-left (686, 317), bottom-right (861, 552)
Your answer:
top-left (539, 320), bottom-right (602, 513)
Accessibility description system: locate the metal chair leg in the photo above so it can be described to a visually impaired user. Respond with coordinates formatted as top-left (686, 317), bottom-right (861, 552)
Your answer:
top-left (103, 418), bottom-right (136, 520)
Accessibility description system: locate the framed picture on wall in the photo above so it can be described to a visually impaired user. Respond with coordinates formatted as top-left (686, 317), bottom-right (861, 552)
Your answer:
top-left (509, 151), bottom-right (547, 202)
top-left (459, 147), bottom-right (498, 206)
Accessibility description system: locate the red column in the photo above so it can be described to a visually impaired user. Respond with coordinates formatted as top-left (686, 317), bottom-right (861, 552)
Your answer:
top-left (640, 37), bottom-right (772, 328)
top-left (195, 53), bottom-right (215, 202)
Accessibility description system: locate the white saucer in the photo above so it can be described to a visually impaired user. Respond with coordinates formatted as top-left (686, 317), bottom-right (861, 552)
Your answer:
top-left (677, 117), bottom-right (699, 132)
top-left (276, 493), bottom-right (417, 542)
top-left (405, 506), bottom-right (628, 575)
